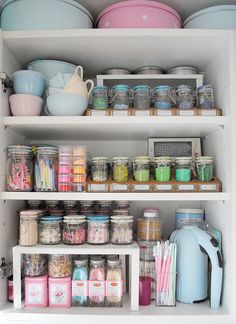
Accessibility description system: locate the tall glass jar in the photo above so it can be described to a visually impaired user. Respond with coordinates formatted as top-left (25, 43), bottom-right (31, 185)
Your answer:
top-left (112, 157), bottom-right (129, 182)
top-left (137, 208), bottom-right (162, 241)
top-left (154, 157), bottom-right (172, 182)
top-left (133, 156), bottom-right (151, 182)
top-left (48, 254), bottom-right (72, 278)
top-left (72, 259), bottom-right (89, 306)
top-left (87, 216), bottom-right (109, 245)
top-left (34, 146), bottom-right (58, 192)
top-left (197, 84), bottom-right (214, 109)
top-left (23, 254), bottom-right (47, 277)
top-left (196, 156), bottom-right (214, 182)
top-left (7, 145), bottom-right (33, 191)
top-left (106, 259), bottom-right (123, 307)
top-left (19, 210), bottom-right (39, 246)
top-left (63, 215), bottom-right (86, 245)
top-left (89, 258), bottom-right (105, 307)
top-left (133, 85), bottom-right (151, 110)
top-left (39, 216), bottom-right (62, 245)
top-left (176, 85), bottom-right (194, 110)
top-left (153, 85), bottom-right (174, 109)
top-left (175, 157), bottom-right (193, 182)
top-left (110, 216), bottom-right (133, 245)
top-left (111, 85), bottom-right (130, 110)
top-left (92, 86), bottom-right (109, 110)
top-left (91, 157), bottom-right (108, 182)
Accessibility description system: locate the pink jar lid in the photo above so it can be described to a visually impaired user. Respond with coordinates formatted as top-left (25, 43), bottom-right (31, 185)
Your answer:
top-left (49, 276), bottom-right (71, 282)
top-left (97, 0), bottom-right (181, 25)
top-left (25, 275), bottom-right (48, 282)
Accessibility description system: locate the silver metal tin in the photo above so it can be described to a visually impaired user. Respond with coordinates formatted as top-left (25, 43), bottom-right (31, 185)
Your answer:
top-left (167, 66), bottom-right (199, 75)
top-left (134, 65), bottom-right (164, 75)
top-left (103, 68), bottom-right (131, 75)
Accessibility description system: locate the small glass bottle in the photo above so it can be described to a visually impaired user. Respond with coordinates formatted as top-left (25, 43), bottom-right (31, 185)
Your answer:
top-left (175, 157), bottom-right (193, 182)
top-left (112, 157), bottom-right (129, 182)
top-left (196, 156), bottom-right (214, 182)
top-left (176, 85), bottom-right (194, 110)
top-left (89, 258), bottom-right (105, 307)
top-left (63, 215), bottom-right (86, 245)
top-left (72, 259), bottom-right (89, 306)
top-left (91, 157), bottom-right (108, 182)
top-left (92, 86), bottom-right (109, 110)
top-left (133, 156), bottom-right (151, 182)
top-left (106, 259), bottom-right (123, 307)
top-left (39, 216), bottom-right (62, 245)
top-left (111, 85), bottom-right (130, 110)
top-left (19, 210), bottom-right (39, 246)
top-left (154, 157), bottom-right (172, 182)
top-left (133, 85), bottom-right (151, 110)
top-left (197, 84), bottom-right (214, 109)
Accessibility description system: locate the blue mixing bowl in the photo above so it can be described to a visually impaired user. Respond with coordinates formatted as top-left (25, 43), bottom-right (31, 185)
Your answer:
top-left (12, 70), bottom-right (46, 97)
top-left (46, 93), bottom-right (88, 116)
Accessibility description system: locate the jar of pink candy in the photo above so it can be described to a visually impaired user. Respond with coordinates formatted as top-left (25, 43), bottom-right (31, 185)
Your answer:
top-left (62, 215), bottom-right (86, 245)
top-left (7, 145), bottom-right (33, 191)
top-left (87, 216), bottom-right (109, 245)
top-left (89, 257), bottom-right (105, 307)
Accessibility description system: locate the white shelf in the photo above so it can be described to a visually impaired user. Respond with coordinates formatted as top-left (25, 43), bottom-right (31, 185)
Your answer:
top-left (3, 116), bottom-right (226, 140)
top-left (1, 192), bottom-right (230, 201)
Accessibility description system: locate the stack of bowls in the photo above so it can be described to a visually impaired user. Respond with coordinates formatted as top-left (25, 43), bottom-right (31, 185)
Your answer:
top-left (9, 70), bottom-right (45, 116)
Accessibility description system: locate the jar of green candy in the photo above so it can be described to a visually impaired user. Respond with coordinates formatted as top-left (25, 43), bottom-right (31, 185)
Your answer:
top-left (175, 157), bottom-right (193, 182)
top-left (196, 156), bottom-right (213, 182)
top-left (92, 86), bottom-right (109, 110)
top-left (154, 157), bottom-right (172, 182)
top-left (133, 156), bottom-right (150, 182)
top-left (112, 157), bottom-right (129, 182)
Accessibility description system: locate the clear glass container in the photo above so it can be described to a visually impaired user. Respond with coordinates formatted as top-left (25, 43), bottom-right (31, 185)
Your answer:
top-left (133, 156), bottom-right (150, 182)
top-left (154, 157), bottom-right (172, 182)
top-left (89, 258), bottom-right (105, 307)
top-left (34, 146), bottom-right (58, 192)
top-left (91, 157), bottom-right (108, 182)
top-left (196, 156), bottom-right (213, 182)
top-left (111, 85), bottom-right (130, 110)
top-left (137, 208), bottom-right (162, 241)
top-left (197, 84), bottom-right (214, 109)
top-left (133, 85), bottom-right (151, 110)
top-left (114, 201), bottom-right (129, 209)
top-left (48, 254), bottom-right (72, 278)
top-left (23, 254), bottom-right (47, 277)
top-left (63, 200), bottom-right (78, 210)
top-left (87, 216), bottom-right (109, 245)
top-left (72, 259), bottom-right (89, 306)
top-left (45, 200), bottom-right (60, 210)
top-left (19, 210), bottom-right (39, 246)
top-left (7, 145), bottom-right (33, 192)
top-left (175, 157), bottom-right (193, 182)
top-left (97, 201), bottom-right (113, 216)
top-left (153, 85), bottom-right (173, 109)
top-left (92, 86), bottom-right (109, 110)
top-left (27, 200), bottom-right (42, 210)
top-left (63, 215), bottom-right (86, 245)
top-left (110, 216), bottom-right (133, 245)
top-left (80, 200), bottom-right (95, 216)
top-left (39, 216), bottom-right (62, 245)
top-left (176, 85), bottom-right (194, 110)
top-left (112, 209), bottom-right (129, 216)
top-left (106, 259), bottom-right (123, 307)
top-left (112, 157), bottom-right (129, 182)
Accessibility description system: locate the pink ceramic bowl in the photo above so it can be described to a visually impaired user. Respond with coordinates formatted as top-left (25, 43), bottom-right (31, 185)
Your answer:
top-left (9, 94), bottom-right (43, 116)
top-left (97, 0), bottom-right (182, 28)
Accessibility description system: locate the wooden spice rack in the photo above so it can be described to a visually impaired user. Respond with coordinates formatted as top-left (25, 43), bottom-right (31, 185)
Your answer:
top-left (86, 177), bottom-right (222, 193)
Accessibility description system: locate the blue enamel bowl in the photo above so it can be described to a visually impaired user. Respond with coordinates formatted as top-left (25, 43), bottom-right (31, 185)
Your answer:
top-left (12, 70), bottom-right (46, 97)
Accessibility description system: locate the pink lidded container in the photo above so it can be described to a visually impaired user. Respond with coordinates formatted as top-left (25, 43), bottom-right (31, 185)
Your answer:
top-left (25, 275), bottom-right (48, 308)
top-left (48, 276), bottom-right (71, 308)
top-left (97, 1), bottom-right (182, 29)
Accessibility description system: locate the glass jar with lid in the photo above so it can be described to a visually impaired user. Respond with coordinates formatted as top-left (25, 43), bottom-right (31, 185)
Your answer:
top-left (196, 156), bottom-right (214, 182)
top-left (112, 209), bottom-right (129, 216)
top-left (72, 259), bottom-right (89, 306)
top-left (152, 85), bottom-right (174, 109)
top-left (154, 157), bottom-right (172, 182)
top-left (112, 157), bottom-right (129, 182)
top-left (92, 86), bottom-right (109, 110)
top-left (91, 157), bottom-right (108, 182)
top-left (39, 216), bottom-right (62, 245)
top-left (110, 216), bottom-right (133, 245)
top-left (48, 254), bottom-right (72, 278)
top-left (133, 156), bottom-right (151, 182)
top-left (176, 85), bottom-right (194, 110)
top-left (97, 201), bottom-right (113, 216)
top-left (33, 146), bottom-right (58, 192)
top-left (63, 215), bottom-right (86, 245)
top-left (89, 257), bottom-right (105, 307)
top-left (27, 200), bottom-right (42, 210)
top-left (45, 200), bottom-right (60, 210)
top-left (7, 145), bottom-right (33, 192)
top-left (137, 208), bottom-right (162, 241)
top-left (23, 254), bottom-right (47, 277)
top-left (80, 200), bottom-right (95, 216)
top-left (133, 85), bottom-right (151, 110)
top-left (175, 157), bottom-right (193, 182)
top-left (87, 216), bottom-right (109, 245)
top-left (197, 84), bottom-right (214, 109)
top-left (114, 201), bottom-right (129, 209)
top-left (19, 210), bottom-right (39, 246)
top-left (106, 259), bottom-right (123, 307)
top-left (63, 200), bottom-right (78, 210)
top-left (111, 85), bottom-right (130, 110)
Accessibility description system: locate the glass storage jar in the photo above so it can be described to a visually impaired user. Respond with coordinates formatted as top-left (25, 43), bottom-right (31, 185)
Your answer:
top-left (27, 200), bottom-right (42, 210)
top-left (72, 259), bottom-right (89, 306)
top-left (23, 254), bottom-right (47, 277)
top-left (110, 216), bottom-right (133, 245)
top-left (112, 209), bottom-right (129, 216)
top-left (39, 216), bottom-right (62, 245)
top-left (175, 157), bottom-right (193, 182)
top-left (34, 146), bottom-right (58, 192)
top-left (133, 85), bottom-right (151, 110)
top-left (111, 85), bottom-right (130, 110)
top-left (91, 157), bottom-right (108, 182)
top-left (196, 156), bottom-right (213, 182)
top-left (80, 200), bottom-right (95, 216)
top-left (176, 85), bottom-right (194, 110)
top-left (48, 254), bottom-right (72, 278)
top-left (19, 210), bottom-right (39, 246)
top-left (87, 216), bottom-right (109, 245)
top-left (7, 145), bottom-right (33, 192)
top-left (106, 259), bottom-right (123, 307)
top-left (114, 201), bottom-right (129, 209)
top-left (112, 157), bottom-right (129, 182)
top-left (89, 257), bottom-right (105, 307)
top-left (45, 200), bottom-right (60, 210)
top-left (97, 201), bottom-right (113, 216)
top-left (133, 156), bottom-right (151, 182)
top-left (63, 215), bottom-right (86, 245)
top-left (154, 157), bottom-right (172, 182)
top-left (197, 84), bottom-right (214, 109)
top-left (137, 208), bottom-right (162, 241)
top-left (92, 86), bottom-right (109, 110)
top-left (153, 85), bottom-right (174, 109)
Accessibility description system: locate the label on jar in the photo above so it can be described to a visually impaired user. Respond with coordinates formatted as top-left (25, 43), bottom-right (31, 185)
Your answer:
top-left (26, 284), bottom-right (44, 304)
top-left (91, 110), bottom-right (107, 116)
top-left (89, 184), bottom-right (107, 192)
top-left (72, 280), bottom-right (88, 297)
top-left (178, 110), bottom-right (194, 116)
top-left (200, 109), bottom-right (217, 116)
top-left (200, 184), bottom-right (217, 191)
top-left (177, 184), bottom-right (195, 191)
top-left (89, 281), bottom-right (105, 297)
top-left (133, 184), bottom-right (150, 191)
top-left (112, 184), bottom-right (128, 191)
top-left (106, 280), bottom-right (122, 297)
top-left (49, 283), bottom-right (68, 305)
top-left (112, 110), bottom-right (129, 116)
top-left (157, 110), bottom-right (172, 116)
top-left (156, 184), bottom-right (173, 191)
top-left (134, 110), bottom-right (151, 116)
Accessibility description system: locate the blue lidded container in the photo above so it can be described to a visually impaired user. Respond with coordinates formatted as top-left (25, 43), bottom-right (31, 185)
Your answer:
top-left (153, 85), bottom-right (173, 109)
top-left (175, 209), bottom-right (205, 230)
top-left (87, 215), bottom-right (110, 245)
top-left (112, 85), bottom-right (130, 110)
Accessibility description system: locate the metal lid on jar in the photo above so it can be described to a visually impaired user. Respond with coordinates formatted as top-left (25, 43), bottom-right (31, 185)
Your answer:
top-left (133, 156), bottom-right (151, 163)
top-left (196, 156), bottom-right (213, 164)
top-left (59, 146), bottom-right (73, 156)
top-left (112, 157), bottom-right (129, 162)
top-left (7, 145), bottom-right (32, 154)
top-left (107, 259), bottom-right (121, 266)
top-left (134, 65), bottom-right (165, 75)
top-left (111, 215), bottom-right (133, 221)
top-left (103, 68), bottom-right (131, 75)
top-left (175, 157), bottom-right (193, 164)
top-left (74, 259), bottom-right (88, 266)
top-left (167, 65), bottom-right (199, 75)
top-left (92, 156), bottom-right (109, 162)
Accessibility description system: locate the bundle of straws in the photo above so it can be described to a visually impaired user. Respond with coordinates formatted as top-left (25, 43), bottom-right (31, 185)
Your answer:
top-left (153, 241), bottom-right (177, 306)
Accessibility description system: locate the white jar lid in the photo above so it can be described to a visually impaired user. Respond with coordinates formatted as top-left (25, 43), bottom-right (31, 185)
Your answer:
top-left (176, 208), bottom-right (204, 214)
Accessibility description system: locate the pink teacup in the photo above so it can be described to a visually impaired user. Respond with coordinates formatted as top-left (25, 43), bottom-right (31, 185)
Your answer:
top-left (9, 94), bottom-right (43, 116)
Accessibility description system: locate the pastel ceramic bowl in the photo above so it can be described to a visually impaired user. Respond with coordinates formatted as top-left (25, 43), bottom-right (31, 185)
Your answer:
top-left (12, 70), bottom-right (46, 96)
top-left (49, 73), bottom-right (73, 89)
top-left (9, 94), bottom-right (43, 116)
top-left (46, 93), bottom-right (88, 116)
top-left (47, 87), bottom-right (63, 96)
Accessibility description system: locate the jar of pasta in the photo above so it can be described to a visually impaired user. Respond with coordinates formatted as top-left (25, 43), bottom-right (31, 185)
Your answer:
top-left (106, 259), bottom-right (123, 307)
top-left (48, 254), bottom-right (72, 278)
top-left (137, 208), bottom-right (162, 241)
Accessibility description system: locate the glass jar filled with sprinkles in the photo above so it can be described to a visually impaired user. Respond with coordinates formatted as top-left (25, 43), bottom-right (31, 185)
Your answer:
top-left (39, 216), bottom-right (62, 245)
top-left (87, 216), bottom-right (109, 245)
top-left (154, 157), bottom-right (172, 182)
top-left (196, 156), bottom-right (214, 182)
top-left (91, 157), bottom-right (108, 182)
top-left (92, 86), bottom-right (109, 110)
top-left (63, 215), bottom-right (86, 245)
top-left (111, 85), bottom-right (130, 110)
top-left (133, 156), bottom-right (151, 182)
top-left (175, 157), bottom-right (193, 182)
top-left (112, 157), bottom-right (129, 182)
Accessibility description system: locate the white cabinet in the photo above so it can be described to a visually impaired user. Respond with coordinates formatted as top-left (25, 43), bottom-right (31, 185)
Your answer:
top-left (0, 27), bottom-right (235, 324)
